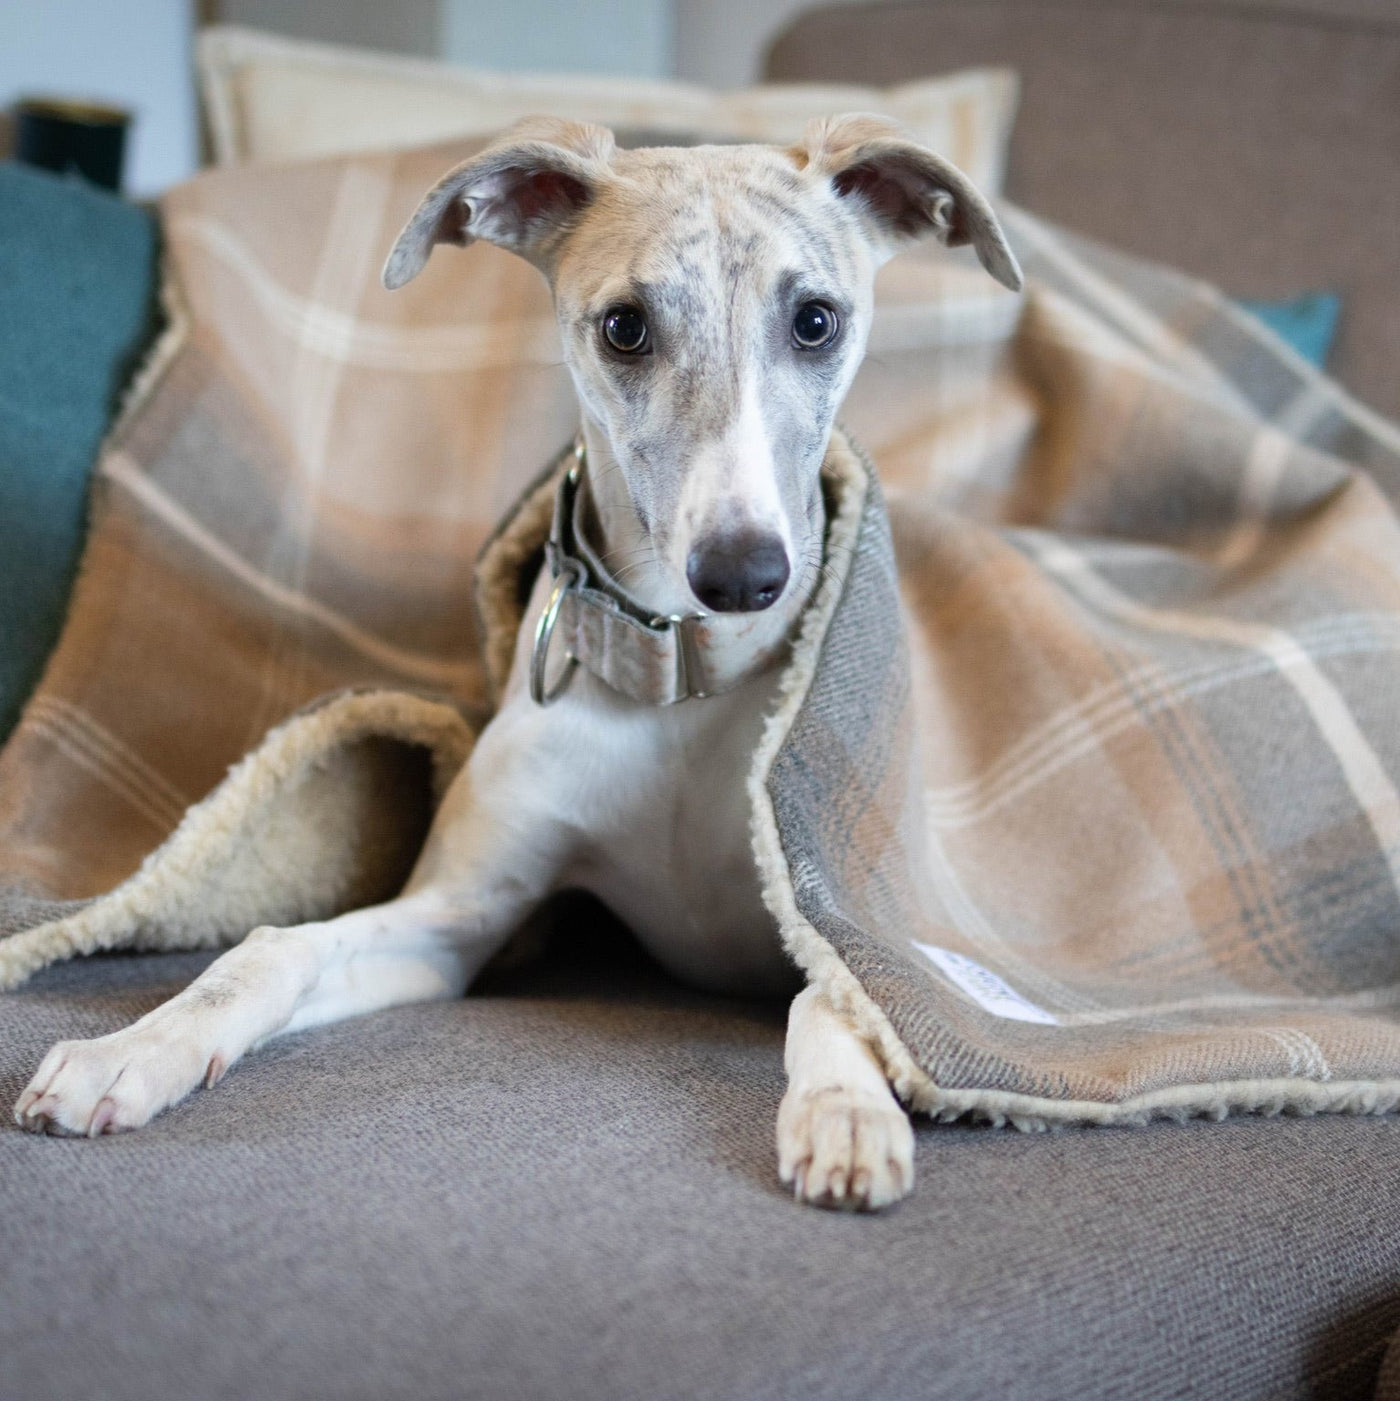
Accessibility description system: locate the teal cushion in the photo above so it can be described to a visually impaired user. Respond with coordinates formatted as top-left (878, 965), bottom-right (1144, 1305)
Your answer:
top-left (1235, 292), bottom-right (1341, 369)
top-left (0, 163), bottom-right (159, 741)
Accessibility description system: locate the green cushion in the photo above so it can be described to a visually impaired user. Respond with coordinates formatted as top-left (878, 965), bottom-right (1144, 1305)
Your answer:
top-left (1236, 292), bottom-right (1341, 369)
top-left (0, 163), bottom-right (159, 741)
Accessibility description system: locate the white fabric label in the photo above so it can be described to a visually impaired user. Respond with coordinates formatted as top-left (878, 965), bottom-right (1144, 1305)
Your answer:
top-left (912, 943), bottom-right (1060, 1025)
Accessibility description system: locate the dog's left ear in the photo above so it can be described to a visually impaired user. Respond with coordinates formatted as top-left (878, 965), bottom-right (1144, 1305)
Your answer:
top-left (383, 117), bottom-right (616, 289)
top-left (795, 113), bottom-right (1023, 292)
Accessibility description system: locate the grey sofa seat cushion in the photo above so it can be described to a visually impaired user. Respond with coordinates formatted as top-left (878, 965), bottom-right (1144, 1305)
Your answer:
top-left (766, 0), bottom-right (1400, 423)
top-left (3, 913), bottom-right (1399, 1401)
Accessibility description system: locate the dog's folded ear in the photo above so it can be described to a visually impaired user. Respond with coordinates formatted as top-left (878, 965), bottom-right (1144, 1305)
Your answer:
top-left (383, 117), bottom-right (616, 289)
top-left (794, 113), bottom-right (1023, 292)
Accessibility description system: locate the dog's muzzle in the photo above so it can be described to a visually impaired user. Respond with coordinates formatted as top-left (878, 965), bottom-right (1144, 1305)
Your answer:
top-left (529, 440), bottom-right (792, 707)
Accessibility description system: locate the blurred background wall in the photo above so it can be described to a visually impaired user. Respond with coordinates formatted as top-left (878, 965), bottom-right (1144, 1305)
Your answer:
top-left (0, 0), bottom-right (883, 196)
top-left (211, 0), bottom-right (877, 81)
top-left (0, 0), bottom-right (199, 194)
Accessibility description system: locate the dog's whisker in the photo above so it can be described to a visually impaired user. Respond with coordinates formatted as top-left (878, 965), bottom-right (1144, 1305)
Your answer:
top-left (596, 546), bottom-right (654, 566)
top-left (612, 561), bottom-right (655, 588)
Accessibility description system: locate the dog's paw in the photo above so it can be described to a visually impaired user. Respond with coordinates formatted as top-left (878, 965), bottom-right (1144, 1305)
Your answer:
top-left (777, 1083), bottom-right (914, 1211)
top-left (13, 1029), bottom-right (214, 1137)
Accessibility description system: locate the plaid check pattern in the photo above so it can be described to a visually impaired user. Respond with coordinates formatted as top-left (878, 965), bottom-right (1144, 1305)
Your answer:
top-left (4, 138), bottom-right (1400, 1124)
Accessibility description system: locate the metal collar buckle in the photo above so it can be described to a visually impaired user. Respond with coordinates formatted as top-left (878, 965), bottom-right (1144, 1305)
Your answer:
top-left (529, 439), bottom-right (713, 707)
top-left (650, 612), bottom-right (710, 701)
top-left (529, 554), bottom-right (583, 706)
top-left (530, 444), bottom-right (584, 706)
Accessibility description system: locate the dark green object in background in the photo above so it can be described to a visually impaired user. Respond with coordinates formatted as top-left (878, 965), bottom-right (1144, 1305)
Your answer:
top-left (0, 162), bottom-right (160, 742)
top-left (15, 98), bottom-right (132, 193)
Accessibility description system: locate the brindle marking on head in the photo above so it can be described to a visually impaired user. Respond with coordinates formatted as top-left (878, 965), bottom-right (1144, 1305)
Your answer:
top-left (385, 115), bottom-right (1021, 616)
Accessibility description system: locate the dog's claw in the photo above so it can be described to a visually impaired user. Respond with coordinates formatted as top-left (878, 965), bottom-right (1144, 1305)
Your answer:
top-left (776, 1083), bottom-right (914, 1211)
top-left (19, 1093), bottom-right (56, 1133)
top-left (13, 1089), bottom-right (38, 1126)
top-left (13, 1031), bottom-right (211, 1138)
top-left (88, 1098), bottom-right (117, 1137)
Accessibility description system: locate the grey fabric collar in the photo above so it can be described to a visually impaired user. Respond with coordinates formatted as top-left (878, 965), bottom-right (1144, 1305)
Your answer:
top-left (529, 441), bottom-right (791, 706)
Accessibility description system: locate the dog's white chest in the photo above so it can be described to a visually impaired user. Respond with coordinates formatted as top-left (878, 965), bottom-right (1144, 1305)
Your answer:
top-left (572, 680), bottom-right (799, 997)
top-left (470, 665), bottom-right (799, 998)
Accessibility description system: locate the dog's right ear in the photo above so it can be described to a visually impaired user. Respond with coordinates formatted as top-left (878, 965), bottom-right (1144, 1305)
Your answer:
top-left (383, 117), bottom-right (616, 289)
top-left (794, 113), bottom-right (1022, 292)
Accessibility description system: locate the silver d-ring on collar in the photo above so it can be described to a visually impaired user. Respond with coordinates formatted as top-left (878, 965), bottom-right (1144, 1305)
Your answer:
top-left (530, 555), bottom-right (584, 706)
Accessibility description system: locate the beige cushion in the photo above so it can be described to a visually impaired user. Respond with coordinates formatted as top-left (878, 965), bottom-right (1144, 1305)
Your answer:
top-left (196, 25), bottom-right (1018, 194)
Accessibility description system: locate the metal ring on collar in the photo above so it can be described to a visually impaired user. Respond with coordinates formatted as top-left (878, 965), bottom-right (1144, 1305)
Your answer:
top-left (530, 557), bottom-right (585, 706)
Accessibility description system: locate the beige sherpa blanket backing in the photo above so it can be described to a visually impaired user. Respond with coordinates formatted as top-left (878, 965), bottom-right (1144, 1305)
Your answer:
top-left (6, 137), bottom-right (1400, 1128)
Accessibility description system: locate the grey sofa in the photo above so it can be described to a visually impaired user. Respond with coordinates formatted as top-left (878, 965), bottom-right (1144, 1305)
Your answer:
top-left (6, 5), bottom-right (1400, 1400)
top-left (768, 0), bottom-right (1400, 424)
top-left (7, 919), bottom-right (1400, 1401)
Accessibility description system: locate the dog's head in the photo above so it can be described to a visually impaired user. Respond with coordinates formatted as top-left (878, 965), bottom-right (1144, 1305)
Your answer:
top-left (385, 115), bottom-right (1021, 617)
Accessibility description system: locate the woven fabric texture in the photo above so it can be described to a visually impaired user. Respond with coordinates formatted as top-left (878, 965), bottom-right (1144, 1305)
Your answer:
top-left (4, 140), bottom-right (1400, 1130)
top-left (3, 933), bottom-right (1399, 1401)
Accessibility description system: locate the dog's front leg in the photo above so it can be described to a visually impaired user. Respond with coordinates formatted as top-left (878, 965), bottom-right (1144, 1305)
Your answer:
top-left (14, 738), bottom-right (568, 1137)
top-left (777, 985), bottom-right (915, 1210)
top-left (13, 889), bottom-right (482, 1137)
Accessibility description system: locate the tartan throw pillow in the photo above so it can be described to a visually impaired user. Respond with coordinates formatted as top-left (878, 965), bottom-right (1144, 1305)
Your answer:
top-left (196, 26), bottom-right (1019, 197)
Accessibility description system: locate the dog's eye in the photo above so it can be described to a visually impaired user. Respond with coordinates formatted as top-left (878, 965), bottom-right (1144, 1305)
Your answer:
top-left (602, 305), bottom-right (650, 355)
top-left (792, 301), bottom-right (838, 350)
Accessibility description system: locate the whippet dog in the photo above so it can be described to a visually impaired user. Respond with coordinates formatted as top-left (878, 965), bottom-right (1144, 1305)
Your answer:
top-left (15, 115), bottom-right (1021, 1209)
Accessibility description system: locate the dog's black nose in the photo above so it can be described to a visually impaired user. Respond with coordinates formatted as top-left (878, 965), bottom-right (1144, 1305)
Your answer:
top-left (686, 532), bottom-right (790, 613)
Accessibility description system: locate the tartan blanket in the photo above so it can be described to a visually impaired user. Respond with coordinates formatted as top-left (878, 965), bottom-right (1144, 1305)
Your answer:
top-left (5, 137), bottom-right (1400, 1127)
